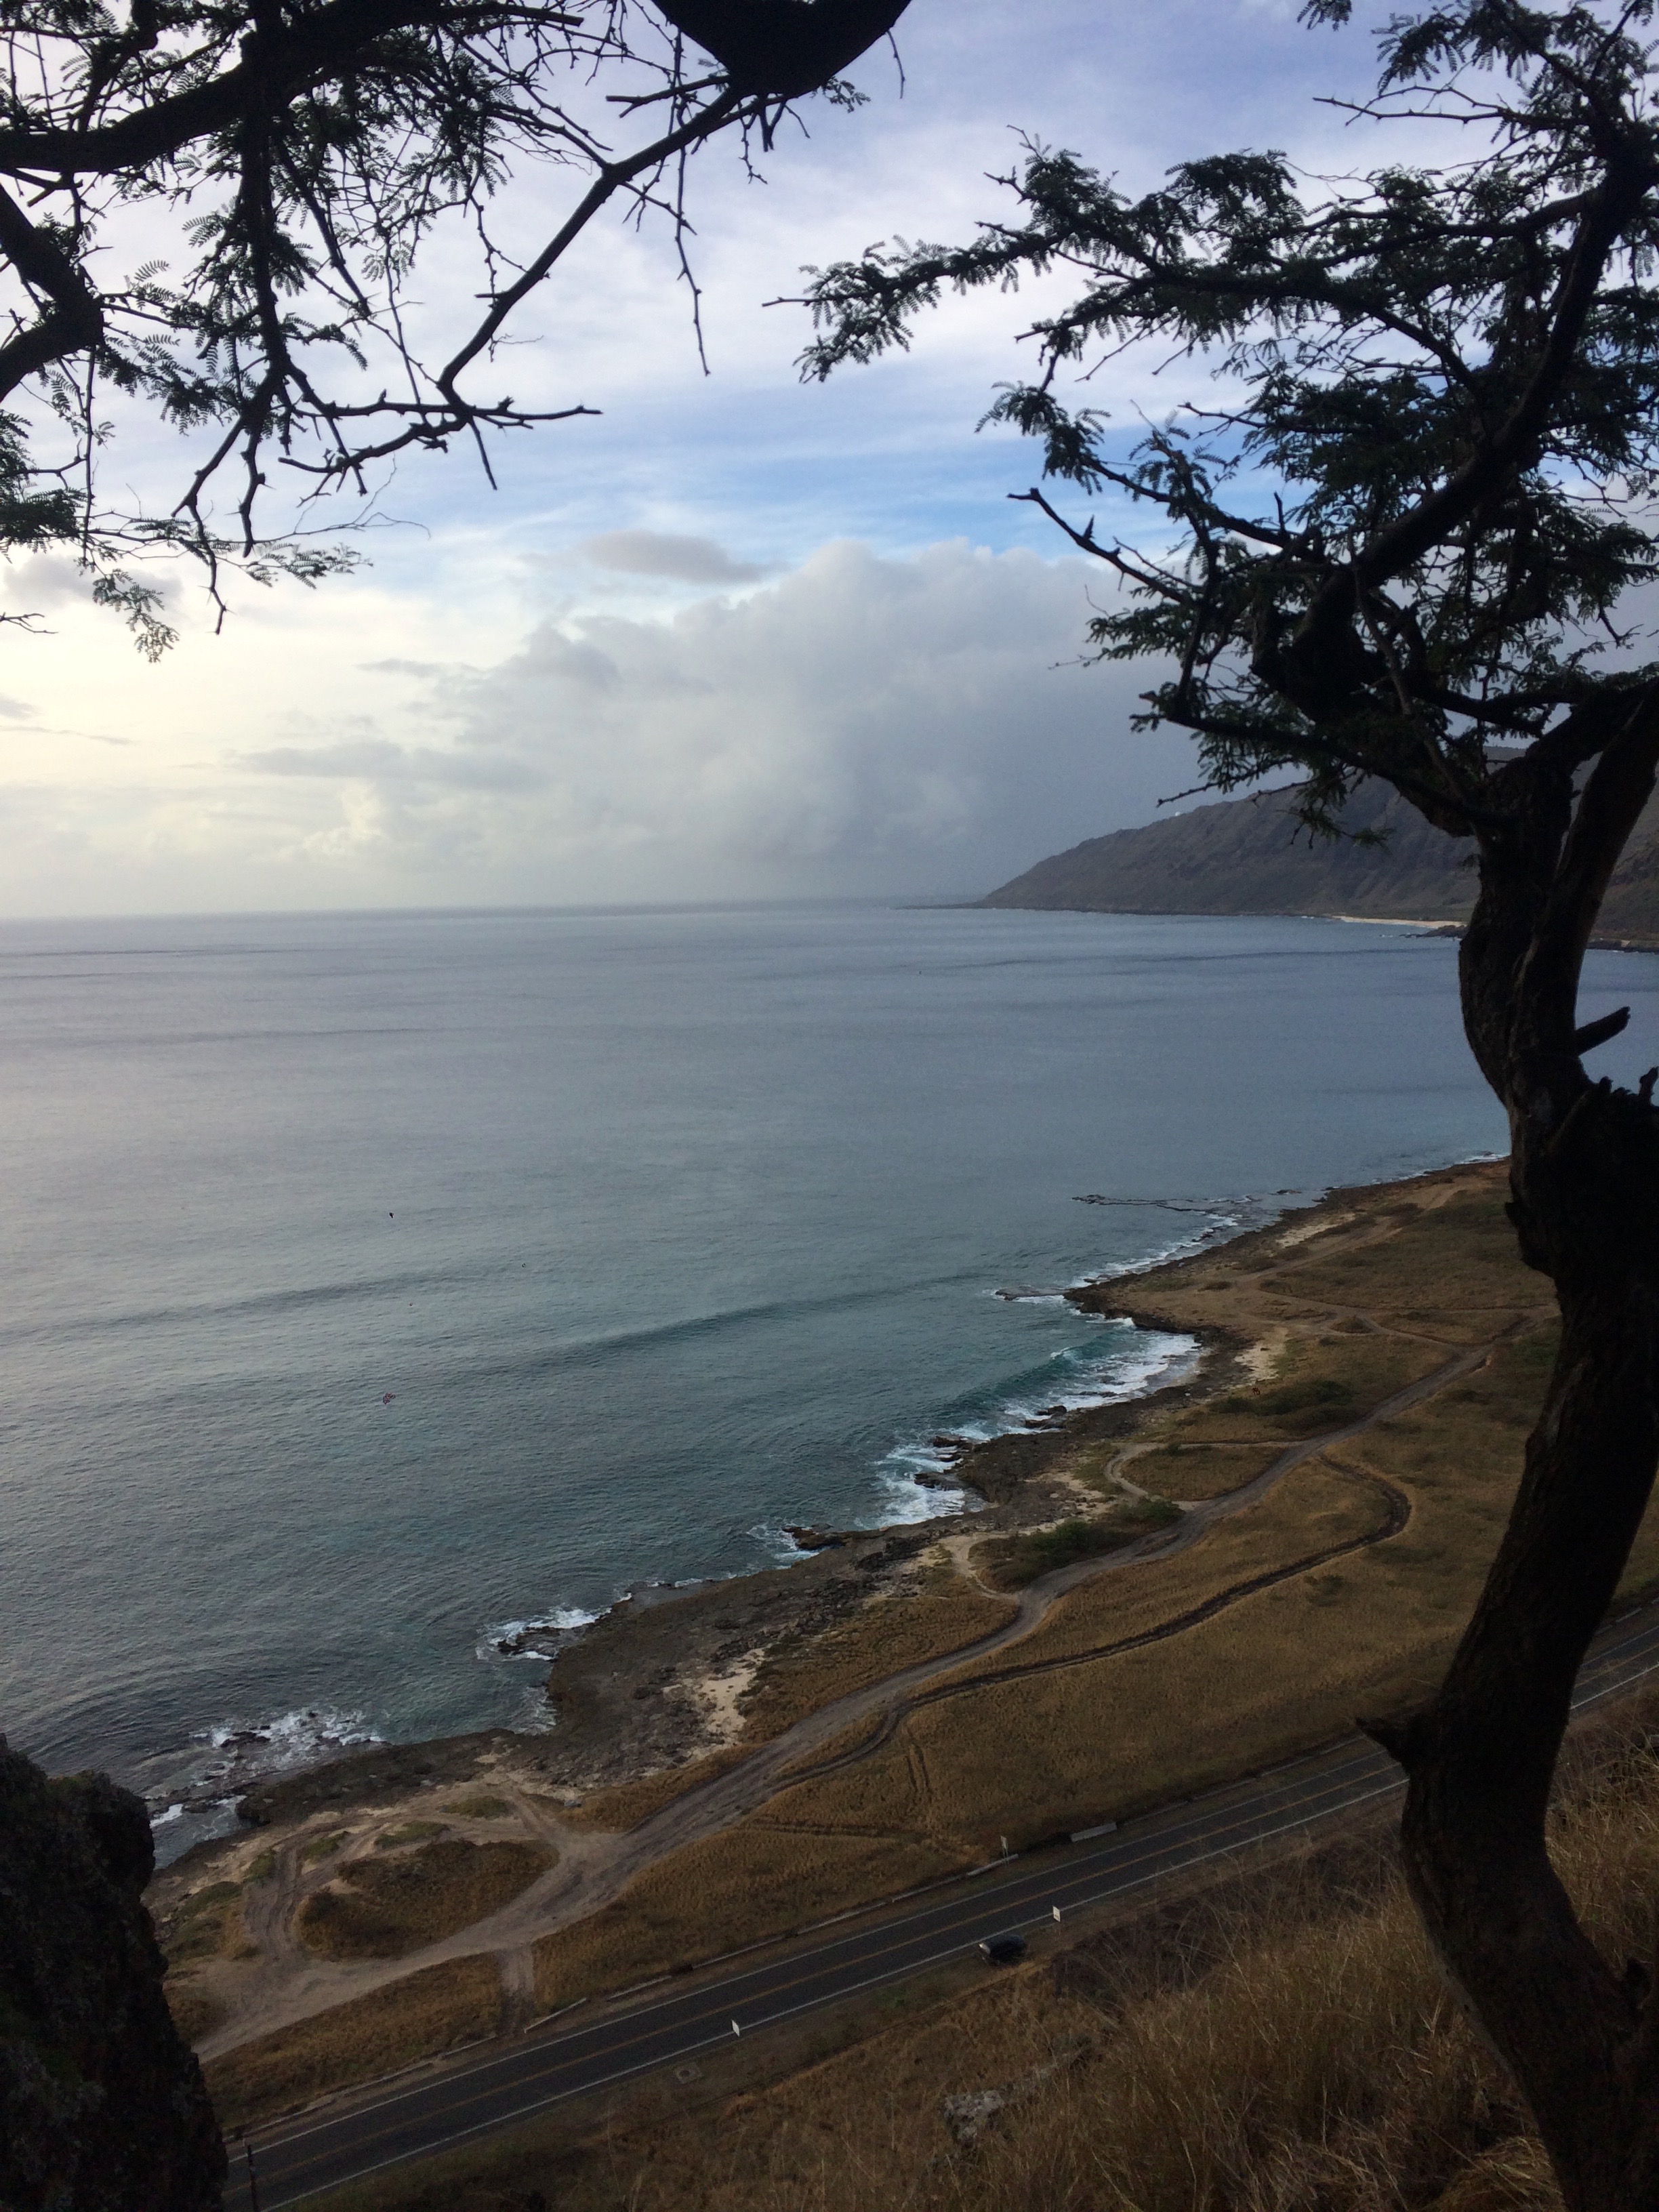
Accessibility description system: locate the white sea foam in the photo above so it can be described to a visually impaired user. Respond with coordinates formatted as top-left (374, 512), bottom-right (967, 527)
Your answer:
top-left (873, 1322), bottom-right (1200, 1514)
top-left (749, 1521), bottom-right (815, 1564)
top-left (194, 1705), bottom-right (380, 1769)
top-left (510, 1683), bottom-right (562, 1733)
top-left (142, 1703), bottom-right (383, 1866)
top-left (478, 1606), bottom-right (603, 1663)
top-left (873, 1467), bottom-right (971, 1524)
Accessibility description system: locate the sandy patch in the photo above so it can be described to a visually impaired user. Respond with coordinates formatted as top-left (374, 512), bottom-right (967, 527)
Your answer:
top-left (1274, 1214), bottom-right (1355, 1252)
top-left (696, 1650), bottom-right (767, 1746)
top-left (1235, 1330), bottom-right (1290, 1380)
top-left (1330, 914), bottom-right (1459, 929)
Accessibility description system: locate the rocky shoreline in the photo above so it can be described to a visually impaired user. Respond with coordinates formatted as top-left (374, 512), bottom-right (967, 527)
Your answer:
top-left (171, 1164), bottom-right (1479, 1864)
top-left (222, 1351), bottom-right (1237, 1845)
top-left (217, 1347), bottom-right (1276, 1851)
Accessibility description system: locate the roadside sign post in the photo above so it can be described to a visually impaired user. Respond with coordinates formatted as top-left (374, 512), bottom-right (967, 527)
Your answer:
top-left (245, 2143), bottom-right (262, 2212)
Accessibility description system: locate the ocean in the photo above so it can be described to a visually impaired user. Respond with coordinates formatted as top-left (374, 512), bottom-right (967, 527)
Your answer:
top-left (1, 901), bottom-right (1645, 1860)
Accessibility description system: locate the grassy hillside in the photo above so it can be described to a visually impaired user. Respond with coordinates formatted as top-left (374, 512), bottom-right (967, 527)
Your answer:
top-left (982, 779), bottom-right (1659, 943)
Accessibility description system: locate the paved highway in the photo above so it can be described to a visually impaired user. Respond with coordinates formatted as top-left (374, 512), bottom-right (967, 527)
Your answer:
top-left (226, 1601), bottom-right (1659, 2210)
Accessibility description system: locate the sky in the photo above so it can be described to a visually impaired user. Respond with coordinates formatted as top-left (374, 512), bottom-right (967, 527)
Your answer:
top-left (0, 0), bottom-right (1408, 916)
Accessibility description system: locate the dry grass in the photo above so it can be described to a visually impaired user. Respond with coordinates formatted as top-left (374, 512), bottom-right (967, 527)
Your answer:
top-left (300, 1829), bottom-right (350, 1864)
top-left (532, 1822), bottom-right (966, 2011)
top-left (1162, 1332), bottom-right (1452, 1446)
top-left (548, 1327), bottom-right (1624, 1983)
top-left (550, 1581), bottom-right (1014, 1839)
top-left (230, 1170), bottom-right (1659, 2163)
top-left (954, 1455), bottom-right (1394, 1678)
top-left (915, 1737), bottom-right (1659, 2212)
top-left (562, 1747), bottom-right (754, 1832)
top-left (1434, 2139), bottom-right (1561, 2212)
top-left (526, 1422), bottom-right (1481, 2005)
top-left (205, 1954), bottom-right (504, 2131)
top-left (602, 1318), bottom-right (1659, 1966)
top-left (375, 1820), bottom-right (447, 1849)
top-left (298, 1838), bottom-right (554, 1960)
top-left (737, 1576), bottom-right (1017, 1741)
top-left (157, 1879), bottom-right (258, 1966)
top-left (321, 1702), bottom-right (1659, 2212)
top-left (164, 1972), bottom-right (228, 2044)
top-left (973, 1500), bottom-right (1183, 1591)
top-left (792, 1334), bottom-right (1578, 1851)
top-left (444, 1794), bottom-right (514, 1819)
top-left (1124, 1440), bottom-right (1285, 1499)
top-left (1269, 1189), bottom-right (1547, 1339)
top-left (773, 1464), bottom-right (1401, 1851)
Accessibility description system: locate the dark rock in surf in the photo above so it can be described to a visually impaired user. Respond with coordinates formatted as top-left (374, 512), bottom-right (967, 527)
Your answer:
top-left (783, 1525), bottom-right (848, 1551)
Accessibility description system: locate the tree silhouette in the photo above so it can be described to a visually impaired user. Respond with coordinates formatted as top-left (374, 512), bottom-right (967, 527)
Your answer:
top-left (802, 7), bottom-right (1659, 2206)
top-left (0, 0), bottom-right (910, 644)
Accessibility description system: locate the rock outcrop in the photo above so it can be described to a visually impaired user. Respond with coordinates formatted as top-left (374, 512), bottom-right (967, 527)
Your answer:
top-left (0, 1736), bottom-right (224, 2212)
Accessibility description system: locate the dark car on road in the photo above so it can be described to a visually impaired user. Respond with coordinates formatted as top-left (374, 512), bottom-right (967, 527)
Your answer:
top-left (978, 1932), bottom-right (1027, 1964)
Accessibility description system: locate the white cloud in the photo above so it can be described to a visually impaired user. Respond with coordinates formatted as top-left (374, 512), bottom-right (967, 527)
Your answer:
top-left (243, 739), bottom-right (544, 792)
top-left (224, 538), bottom-right (1193, 904)
top-left (0, 3), bottom-right (1427, 914)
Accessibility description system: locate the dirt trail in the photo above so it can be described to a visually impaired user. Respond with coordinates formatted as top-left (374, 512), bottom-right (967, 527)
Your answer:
top-left (198, 1175), bottom-right (1547, 2063)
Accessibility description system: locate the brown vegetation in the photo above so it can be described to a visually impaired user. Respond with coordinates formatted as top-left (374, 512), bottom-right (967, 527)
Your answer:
top-left (514, 1189), bottom-right (1575, 2008)
top-left (205, 1956), bottom-right (505, 2131)
top-left (300, 1830), bottom-right (350, 1865)
top-left (541, 1242), bottom-right (1659, 2016)
top-left (164, 1975), bottom-right (228, 2045)
top-left (973, 1500), bottom-right (1182, 1590)
top-left (560, 1577), bottom-right (1016, 1836)
top-left (209, 1167), bottom-right (1659, 2144)
top-left (533, 1823), bottom-right (966, 2011)
top-left (157, 1879), bottom-right (257, 1967)
top-left (562, 1750), bottom-right (754, 1833)
top-left (295, 1696), bottom-right (1659, 2212)
top-left (298, 1839), bottom-right (554, 1961)
top-left (375, 1821), bottom-right (447, 1849)
top-left (1164, 1332), bottom-right (1452, 1445)
top-left (1125, 1440), bottom-right (1286, 1500)
top-left (1269, 1191), bottom-right (1547, 1340)
top-left (737, 1576), bottom-right (1016, 1740)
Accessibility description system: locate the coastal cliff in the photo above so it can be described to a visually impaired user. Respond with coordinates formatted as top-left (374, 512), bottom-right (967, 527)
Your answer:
top-left (0, 1738), bottom-right (224, 2212)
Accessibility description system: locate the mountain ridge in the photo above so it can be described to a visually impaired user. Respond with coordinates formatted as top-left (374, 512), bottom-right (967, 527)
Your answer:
top-left (979, 780), bottom-right (1659, 943)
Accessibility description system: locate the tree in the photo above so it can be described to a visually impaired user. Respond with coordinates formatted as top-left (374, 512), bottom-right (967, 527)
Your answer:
top-left (800, 7), bottom-right (1659, 2207)
top-left (0, 0), bottom-right (911, 647)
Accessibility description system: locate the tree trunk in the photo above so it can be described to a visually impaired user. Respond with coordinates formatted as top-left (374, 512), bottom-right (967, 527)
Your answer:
top-left (1380, 1252), bottom-right (1659, 2208)
top-left (1375, 739), bottom-right (1659, 2211)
